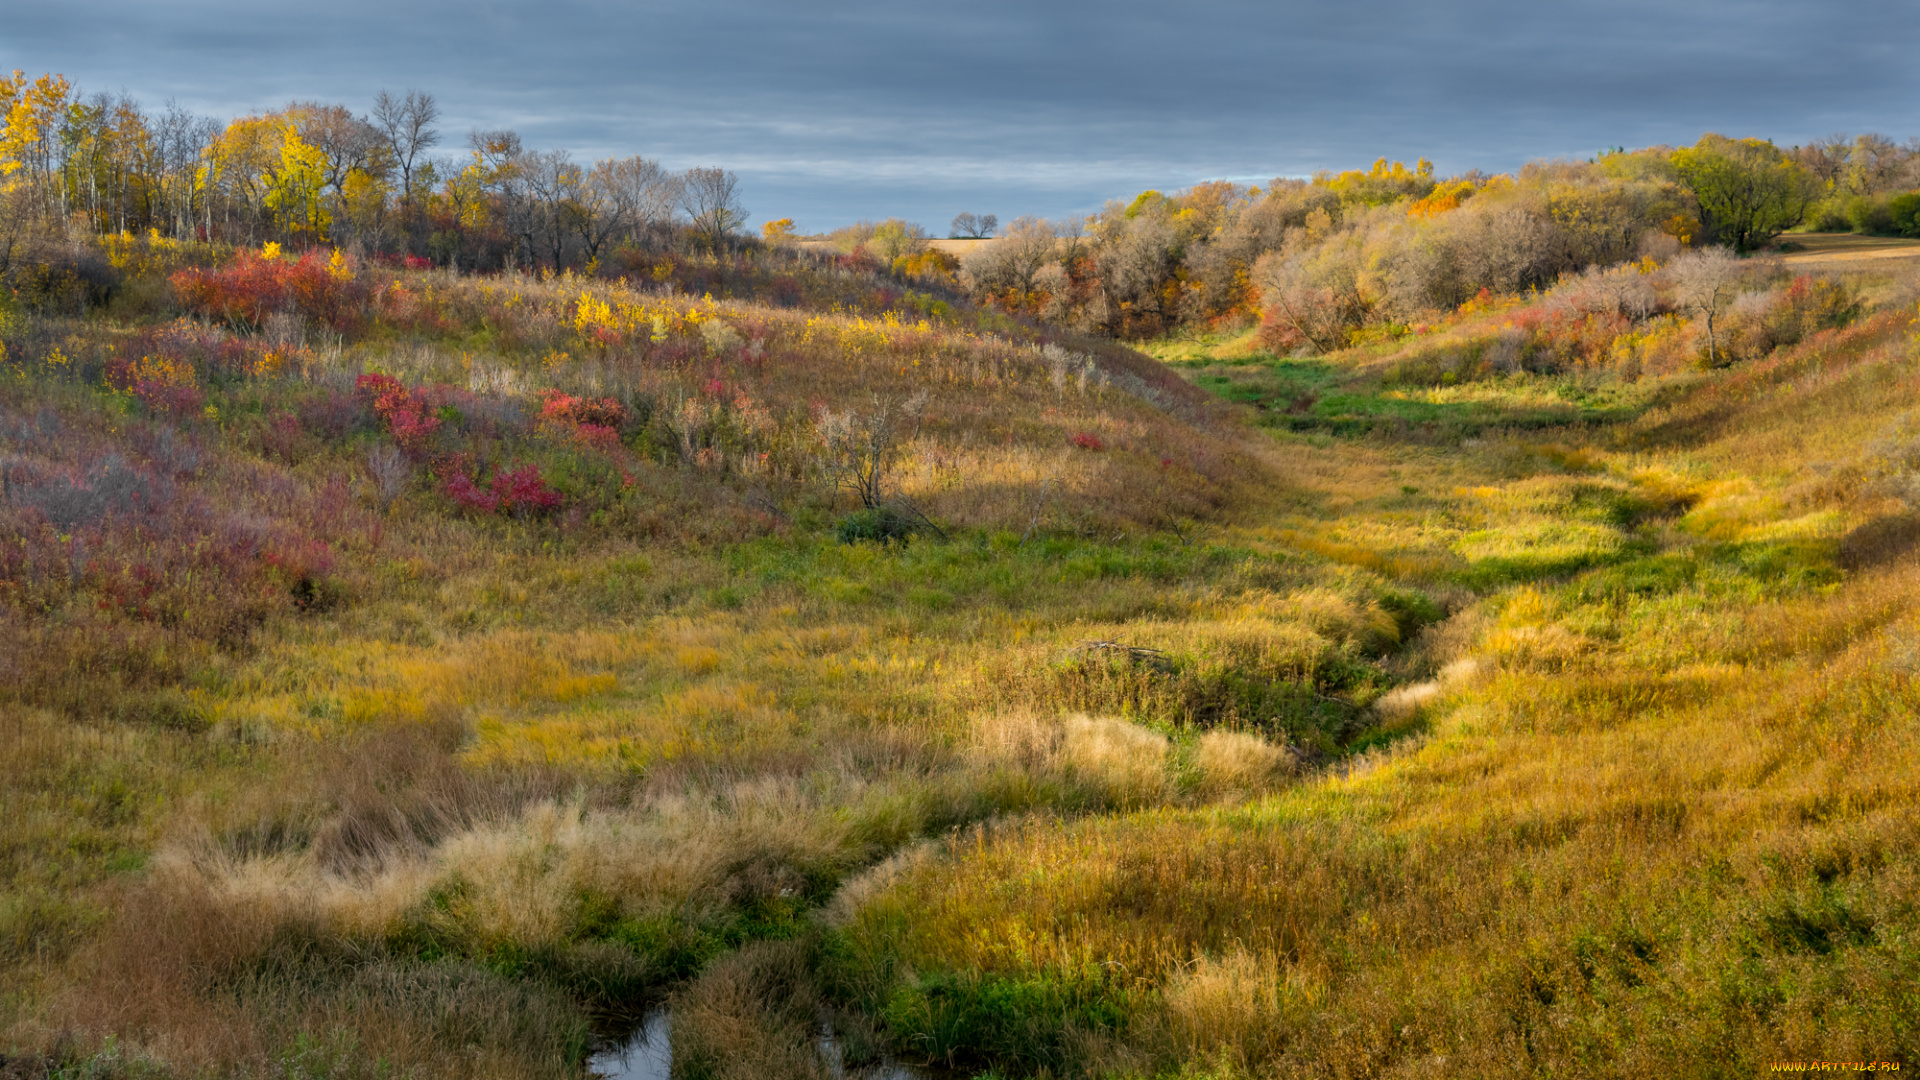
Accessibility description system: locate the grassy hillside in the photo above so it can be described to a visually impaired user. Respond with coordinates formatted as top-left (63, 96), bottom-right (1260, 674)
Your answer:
top-left (1, 238), bottom-right (1917, 1078)
top-left (851, 277), bottom-right (1920, 1077)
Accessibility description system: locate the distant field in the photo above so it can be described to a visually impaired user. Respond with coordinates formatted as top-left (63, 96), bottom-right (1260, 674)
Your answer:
top-left (1777, 231), bottom-right (1920, 268)
top-left (798, 237), bottom-right (992, 255)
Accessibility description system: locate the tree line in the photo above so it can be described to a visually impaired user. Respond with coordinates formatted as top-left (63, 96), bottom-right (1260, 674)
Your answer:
top-left (4, 66), bottom-right (1917, 350)
top-left (951, 133), bottom-right (1920, 342)
top-left (0, 72), bottom-right (748, 277)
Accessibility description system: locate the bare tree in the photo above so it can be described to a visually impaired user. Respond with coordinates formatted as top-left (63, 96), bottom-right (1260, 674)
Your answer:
top-left (1667, 246), bottom-right (1749, 367)
top-left (366, 444), bottom-right (411, 511)
top-left (1089, 208), bottom-right (1180, 334)
top-left (573, 164), bottom-right (628, 263)
top-left (816, 391), bottom-right (927, 510)
top-left (469, 128), bottom-right (521, 172)
top-left (950, 212), bottom-right (997, 239)
top-left (468, 129), bottom-right (531, 266)
top-left (519, 149), bottom-right (582, 267)
top-left (958, 215), bottom-right (1060, 304)
top-left (1251, 224), bottom-right (1379, 355)
top-left (580, 155), bottom-right (680, 256)
top-left (371, 89), bottom-right (440, 204)
top-left (1799, 134), bottom-right (1853, 192)
top-left (1254, 254), bottom-right (1348, 355)
top-left (1550, 261), bottom-right (1658, 320)
top-left (679, 167), bottom-right (746, 250)
top-left (154, 102), bottom-right (219, 238)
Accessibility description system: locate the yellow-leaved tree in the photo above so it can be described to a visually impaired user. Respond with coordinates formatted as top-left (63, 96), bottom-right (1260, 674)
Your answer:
top-left (206, 114), bottom-right (336, 243)
top-left (263, 126), bottom-right (331, 242)
top-left (341, 168), bottom-right (389, 237)
top-left (1317, 157), bottom-right (1437, 207)
top-left (0, 71), bottom-right (71, 178)
top-left (205, 116), bottom-right (283, 234)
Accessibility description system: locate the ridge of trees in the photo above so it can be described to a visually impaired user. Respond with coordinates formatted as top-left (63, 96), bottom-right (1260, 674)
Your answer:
top-left (954, 135), bottom-right (1919, 342)
top-left (0, 72), bottom-right (745, 277)
top-left (3, 67), bottom-right (1918, 350)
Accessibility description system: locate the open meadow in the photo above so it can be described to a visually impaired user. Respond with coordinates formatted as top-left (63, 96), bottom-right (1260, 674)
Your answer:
top-left (1, 92), bottom-right (1919, 1075)
top-left (0, 229), bottom-right (1915, 1079)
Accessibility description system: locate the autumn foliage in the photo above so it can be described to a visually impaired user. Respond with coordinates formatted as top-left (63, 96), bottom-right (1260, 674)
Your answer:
top-left (0, 417), bottom-right (359, 720)
top-left (170, 249), bottom-right (368, 332)
top-left (355, 372), bottom-right (443, 451)
top-left (538, 388), bottom-right (626, 452)
top-left (8, 70), bottom-right (1920, 1080)
top-left (442, 462), bottom-right (564, 519)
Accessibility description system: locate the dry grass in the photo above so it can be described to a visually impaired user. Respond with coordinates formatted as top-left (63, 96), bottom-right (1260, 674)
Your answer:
top-left (1191, 731), bottom-right (1295, 800)
top-left (1059, 715), bottom-right (1172, 809)
top-left (669, 940), bottom-right (832, 1080)
top-left (6, 243), bottom-right (1920, 1076)
top-left (837, 285), bottom-right (1920, 1077)
top-left (1160, 949), bottom-right (1287, 1066)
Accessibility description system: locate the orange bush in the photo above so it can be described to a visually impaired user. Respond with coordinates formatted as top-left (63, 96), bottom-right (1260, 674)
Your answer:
top-left (171, 249), bottom-right (369, 332)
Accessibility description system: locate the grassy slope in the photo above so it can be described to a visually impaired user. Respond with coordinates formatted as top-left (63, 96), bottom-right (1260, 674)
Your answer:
top-left (843, 299), bottom-right (1920, 1077)
top-left (0, 246), bottom-right (1371, 1078)
top-left (2, 243), bottom-right (1918, 1077)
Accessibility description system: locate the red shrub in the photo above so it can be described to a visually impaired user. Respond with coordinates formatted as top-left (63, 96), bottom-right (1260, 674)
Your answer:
top-left (441, 463), bottom-right (562, 520)
top-left (0, 442), bottom-right (367, 717)
top-left (298, 387), bottom-right (361, 438)
top-left (539, 389), bottom-right (626, 428)
top-left (258, 413), bottom-right (304, 463)
top-left (263, 537), bottom-right (338, 611)
top-left (137, 383), bottom-right (206, 420)
top-left (373, 253), bottom-right (432, 271)
top-left (171, 250), bottom-right (367, 333)
top-left (105, 322), bottom-right (295, 420)
top-left (537, 389), bottom-right (627, 454)
top-left (443, 471), bottom-right (500, 514)
top-left (1071, 432), bottom-right (1106, 451)
top-left (571, 423), bottom-right (622, 453)
top-left (494, 466), bottom-right (564, 517)
top-left (356, 373), bottom-right (441, 452)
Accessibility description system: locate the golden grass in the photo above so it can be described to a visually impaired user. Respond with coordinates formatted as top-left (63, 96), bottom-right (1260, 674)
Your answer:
top-left (1191, 731), bottom-right (1296, 801)
top-left (8, 253), bottom-right (1920, 1076)
top-left (835, 302), bottom-right (1920, 1077)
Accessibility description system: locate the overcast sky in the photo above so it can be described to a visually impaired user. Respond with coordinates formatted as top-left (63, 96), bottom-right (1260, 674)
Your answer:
top-left (6, 0), bottom-right (1917, 233)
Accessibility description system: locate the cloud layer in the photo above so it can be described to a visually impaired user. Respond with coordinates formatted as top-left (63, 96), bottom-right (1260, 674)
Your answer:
top-left (7, 0), bottom-right (1916, 231)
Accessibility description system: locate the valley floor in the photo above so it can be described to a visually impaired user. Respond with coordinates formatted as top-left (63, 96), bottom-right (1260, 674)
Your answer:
top-left (3, 252), bottom-right (1918, 1078)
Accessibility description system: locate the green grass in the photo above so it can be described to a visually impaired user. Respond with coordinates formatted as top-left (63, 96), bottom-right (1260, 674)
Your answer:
top-left (1191, 356), bottom-right (1651, 437)
top-left (5, 247), bottom-right (1920, 1078)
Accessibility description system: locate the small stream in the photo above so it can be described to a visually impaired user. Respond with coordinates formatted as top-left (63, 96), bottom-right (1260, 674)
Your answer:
top-left (588, 1010), bottom-right (671, 1080)
top-left (589, 1008), bottom-right (927, 1080)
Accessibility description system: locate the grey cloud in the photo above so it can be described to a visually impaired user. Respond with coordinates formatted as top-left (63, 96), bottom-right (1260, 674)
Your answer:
top-left (4, 0), bottom-right (1915, 231)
